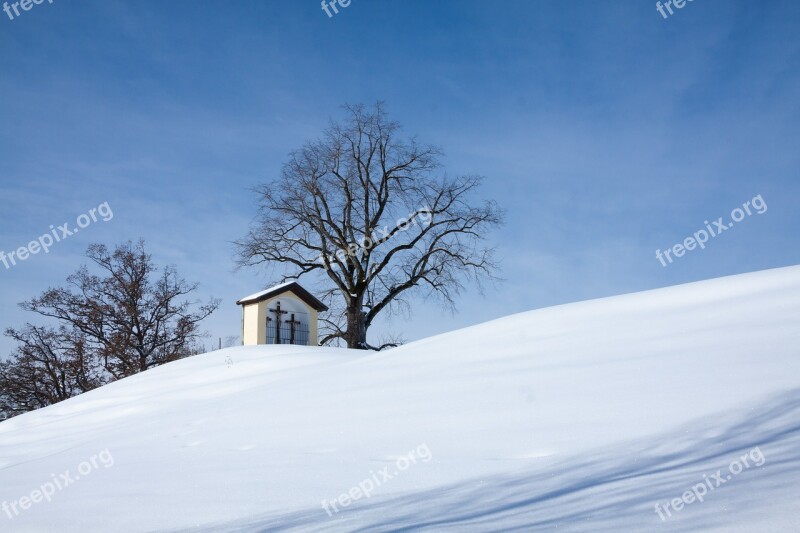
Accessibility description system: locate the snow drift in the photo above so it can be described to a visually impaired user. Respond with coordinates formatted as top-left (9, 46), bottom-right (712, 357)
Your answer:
top-left (1, 265), bottom-right (799, 532)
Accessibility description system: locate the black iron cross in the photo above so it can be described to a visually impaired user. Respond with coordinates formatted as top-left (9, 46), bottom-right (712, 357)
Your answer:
top-left (285, 313), bottom-right (302, 345)
top-left (268, 301), bottom-right (288, 344)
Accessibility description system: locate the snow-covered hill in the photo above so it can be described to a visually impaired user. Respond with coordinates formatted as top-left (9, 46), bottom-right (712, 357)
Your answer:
top-left (1, 266), bottom-right (799, 532)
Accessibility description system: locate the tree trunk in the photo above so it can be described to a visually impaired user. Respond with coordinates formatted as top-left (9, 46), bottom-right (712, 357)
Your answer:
top-left (345, 304), bottom-right (367, 349)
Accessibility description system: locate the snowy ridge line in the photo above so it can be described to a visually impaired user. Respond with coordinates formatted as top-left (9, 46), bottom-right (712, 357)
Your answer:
top-left (1, 266), bottom-right (798, 532)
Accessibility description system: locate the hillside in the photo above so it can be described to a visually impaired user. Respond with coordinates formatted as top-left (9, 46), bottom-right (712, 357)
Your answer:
top-left (1, 266), bottom-right (799, 532)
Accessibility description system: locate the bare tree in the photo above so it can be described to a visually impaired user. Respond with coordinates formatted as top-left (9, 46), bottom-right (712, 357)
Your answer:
top-left (236, 103), bottom-right (503, 349)
top-left (0, 325), bottom-right (101, 418)
top-left (21, 240), bottom-right (219, 379)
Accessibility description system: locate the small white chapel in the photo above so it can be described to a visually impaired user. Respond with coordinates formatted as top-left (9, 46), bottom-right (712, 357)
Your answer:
top-left (237, 282), bottom-right (328, 346)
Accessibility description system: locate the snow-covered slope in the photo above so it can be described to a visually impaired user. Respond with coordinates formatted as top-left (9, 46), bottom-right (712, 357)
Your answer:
top-left (1, 266), bottom-right (799, 532)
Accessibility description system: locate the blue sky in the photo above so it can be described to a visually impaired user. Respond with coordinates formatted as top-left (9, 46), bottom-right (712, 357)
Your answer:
top-left (1, 0), bottom-right (798, 354)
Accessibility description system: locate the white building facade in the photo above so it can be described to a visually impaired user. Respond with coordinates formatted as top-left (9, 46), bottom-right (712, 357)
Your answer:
top-left (237, 282), bottom-right (328, 346)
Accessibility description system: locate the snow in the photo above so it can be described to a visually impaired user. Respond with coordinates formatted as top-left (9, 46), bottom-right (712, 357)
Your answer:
top-left (1, 265), bottom-right (799, 532)
top-left (237, 281), bottom-right (297, 304)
